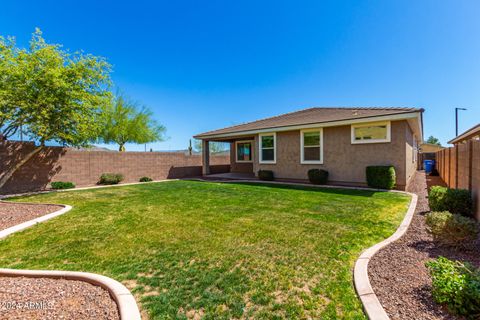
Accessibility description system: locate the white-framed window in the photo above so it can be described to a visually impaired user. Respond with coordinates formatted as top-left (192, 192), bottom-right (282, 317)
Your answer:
top-left (351, 121), bottom-right (391, 144)
top-left (235, 140), bottom-right (253, 163)
top-left (300, 128), bottom-right (323, 164)
top-left (259, 133), bottom-right (276, 164)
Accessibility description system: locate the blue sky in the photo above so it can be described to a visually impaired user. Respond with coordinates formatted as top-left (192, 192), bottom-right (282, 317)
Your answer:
top-left (1, 0), bottom-right (479, 150)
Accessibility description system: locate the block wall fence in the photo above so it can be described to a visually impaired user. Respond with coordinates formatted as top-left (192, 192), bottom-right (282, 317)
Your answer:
top-left (0, 141), bottom-right (229, 194)
top-left (436, 140), bottom-right (480, 220)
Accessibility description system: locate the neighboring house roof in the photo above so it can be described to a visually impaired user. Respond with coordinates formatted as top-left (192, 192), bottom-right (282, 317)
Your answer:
top-left (420, 143), bottom-right (444, 153)
top-left (448, 123), bottom-right (480, 144)
top-left (195, 107), bottom-right (423, 139)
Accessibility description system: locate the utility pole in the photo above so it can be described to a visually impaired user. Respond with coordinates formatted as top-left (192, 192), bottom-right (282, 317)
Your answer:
top-left (455, 107), bottom-right (467, 136)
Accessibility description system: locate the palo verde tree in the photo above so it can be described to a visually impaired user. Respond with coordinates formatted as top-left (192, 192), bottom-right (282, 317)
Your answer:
top-left (0, 36), bottom-right (27, 140)
top-left (99, 93), bottom-right (166, 151)
top-left (0, 29), bottom-right (112, 188)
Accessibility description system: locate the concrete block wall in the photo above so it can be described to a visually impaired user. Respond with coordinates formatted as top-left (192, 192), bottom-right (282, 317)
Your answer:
top-left (0, 141), bottom-right (230, 194)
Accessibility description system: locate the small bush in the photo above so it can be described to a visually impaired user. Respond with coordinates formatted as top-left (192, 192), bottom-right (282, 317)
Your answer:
top-left (445, 189), bottom-right (473, 217)
top-left (428, 186), bottom-right (473, 217)
top-left (50, 181), bottom-right (75, 189)
top-left (426, 256), bottom-right (480, 318)
top-left (99, 173), bottom-right (124, 185)
top-left (366, 166), bottom-right (396, 189)
top-left (308, 169), bottom-right (328, 185)
top-left (258, 170), bottom-right (274, 181)
top-left (429, 186), bottom-right (448, 211)
top-left (425, 211), bottom-right (478, 248)
top-left (139, 176), bottom-right (153, 182)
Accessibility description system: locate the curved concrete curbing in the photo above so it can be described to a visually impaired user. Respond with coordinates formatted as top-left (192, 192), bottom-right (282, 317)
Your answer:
top-left (0, 268), bottom-right (141, 320)
top-left (353, 192), bottom-right (418, 320)
top-left (0, 201), bottom-right (72, 240)
top-left (0, 200), bottom-right (141, 320)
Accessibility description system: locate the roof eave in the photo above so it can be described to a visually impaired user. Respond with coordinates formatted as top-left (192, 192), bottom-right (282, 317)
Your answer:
top-left (448, 124), bottom-right (480, 144)
top-left (194, 111), bottom-right (423, 140)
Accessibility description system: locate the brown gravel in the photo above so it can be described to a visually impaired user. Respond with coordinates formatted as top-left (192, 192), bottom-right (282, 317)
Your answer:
top-left (0, 202), bottom-right (63, 231)
top-left (368, 171), bottom-right (480, 320)
top-left (0, 202), bottom-right (121, 320)
top-left (0, 277), bottom-right (119, 320)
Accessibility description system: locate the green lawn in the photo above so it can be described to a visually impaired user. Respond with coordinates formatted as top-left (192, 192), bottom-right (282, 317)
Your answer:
top-left (0, 181), bottom-right (410, 319)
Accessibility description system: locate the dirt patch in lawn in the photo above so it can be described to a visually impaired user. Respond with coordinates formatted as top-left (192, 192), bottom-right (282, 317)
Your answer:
top-left (368, 171), bottom-right (480, 320)
top-left (0, 201), bottom-right (63, 231)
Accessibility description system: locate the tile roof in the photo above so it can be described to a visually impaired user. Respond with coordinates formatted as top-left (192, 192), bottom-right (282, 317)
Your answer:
top-left (195, 107), bottom-right (423, 138)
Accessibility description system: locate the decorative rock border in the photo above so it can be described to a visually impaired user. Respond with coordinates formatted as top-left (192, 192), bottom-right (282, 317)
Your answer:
top-left (0, 201), bottom-right (72, 240)
top-left (0, 200), bottom-right (141, 320)
top-left (354, 192), bottom-right (418, 320)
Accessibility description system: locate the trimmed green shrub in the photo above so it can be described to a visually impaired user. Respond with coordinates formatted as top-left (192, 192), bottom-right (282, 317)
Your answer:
top-left (258, 170), bottom-right (274, 181)
top-left (99, 173), bottom-right (124, 185)
top-left (308, 169), bottom-right (328, 185)
top-left (429, 186), bottom-right (448, 211)
top-left (445, 189), bottom-right (473, 217)
top-left (50, 181), bottom-right (75, 189)
top-left (425, 211), bottom-right (478, 248)
top-left (426, 256), bottom-right (480, 318)
top-left (366, 166), bottom-right (396, 189)
top-left (139, 176), bottom-right (153, 182)
top-left (428, 186), bottom-right (473, 217)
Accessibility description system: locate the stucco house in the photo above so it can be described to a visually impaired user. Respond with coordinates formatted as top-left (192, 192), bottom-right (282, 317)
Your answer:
top-left (194, 107), bottom-right (424, 190)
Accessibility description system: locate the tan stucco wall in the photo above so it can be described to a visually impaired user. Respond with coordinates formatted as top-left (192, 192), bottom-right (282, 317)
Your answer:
top-left (404, 125), bottom-right (418, 187)
top-left (240, 120), bottom-right (415, 189)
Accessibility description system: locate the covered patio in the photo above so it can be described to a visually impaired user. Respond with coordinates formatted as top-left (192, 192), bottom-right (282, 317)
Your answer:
top-left (199, 137), bottom-right (256, 177)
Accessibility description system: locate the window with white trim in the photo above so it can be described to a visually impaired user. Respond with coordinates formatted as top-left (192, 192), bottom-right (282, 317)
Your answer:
top-left (259, 133), bottom-right (276, 163)
top-left (236, 141), bottom-right (253, 162)
top-left (351, 121), bottom-right (391, 144)
top-left (301, 129), bottom-right (323, 164)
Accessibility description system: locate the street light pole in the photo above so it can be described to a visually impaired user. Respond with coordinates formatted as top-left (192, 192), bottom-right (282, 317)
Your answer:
top-left (455, 107), bottom-right (467, 136)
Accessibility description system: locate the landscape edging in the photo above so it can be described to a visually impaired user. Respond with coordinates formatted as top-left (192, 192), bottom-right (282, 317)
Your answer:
top-left (0, 201), bottom-right (141, 320)
top-left (354, 192), bottom-right (418, 320)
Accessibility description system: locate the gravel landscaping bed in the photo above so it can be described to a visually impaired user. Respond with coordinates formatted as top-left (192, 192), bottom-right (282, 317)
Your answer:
top-left (368, 171), bottom-right (480, 320)
top-left (0, 201), bottom-right (121, 320)
top-left (0, 202), bottom-right (63, 231)
top-left (0, 277), bottom-right (119, 319)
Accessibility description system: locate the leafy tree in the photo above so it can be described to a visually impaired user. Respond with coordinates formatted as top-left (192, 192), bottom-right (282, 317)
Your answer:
top-left (0, 29), bottom-right (112, 188)
top-left (193, 139), bottom-right (229, 154)
top-left (0, 36), bottom-right (27, 140)
top-left (426, 135), bottom-right (442, 146)
top-left (99, 93), bottom-right (166, 151)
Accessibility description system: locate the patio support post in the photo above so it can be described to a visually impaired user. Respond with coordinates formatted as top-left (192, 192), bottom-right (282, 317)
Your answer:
top-left (202, 140), bottom-right (210, 175)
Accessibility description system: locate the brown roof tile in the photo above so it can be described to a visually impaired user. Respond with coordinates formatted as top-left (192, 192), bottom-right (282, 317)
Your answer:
top-left (195, 107), bottom-right (423, 138)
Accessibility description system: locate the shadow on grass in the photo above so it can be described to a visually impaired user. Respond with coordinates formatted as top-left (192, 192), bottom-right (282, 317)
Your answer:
top-left (192, 180), bottom-right (377, 197)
